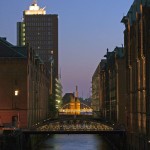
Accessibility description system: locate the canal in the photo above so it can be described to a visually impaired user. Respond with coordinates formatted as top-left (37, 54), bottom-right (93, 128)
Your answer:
top-left (37, 134), bottom-right (111, 150)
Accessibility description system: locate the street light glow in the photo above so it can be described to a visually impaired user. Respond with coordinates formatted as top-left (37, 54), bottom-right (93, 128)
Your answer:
top-left (15, 90), bottom-right (19, 96)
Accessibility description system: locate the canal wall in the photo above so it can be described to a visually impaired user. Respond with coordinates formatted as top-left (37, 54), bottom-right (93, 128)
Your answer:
top-left (0, 130), bottom-right (23, 150)
top-left (23, 133), bottom-right (49, 150)
top-left (0, 129), bottom-right (48, 150)
top-left (104, 133), bottom-right (127, 150)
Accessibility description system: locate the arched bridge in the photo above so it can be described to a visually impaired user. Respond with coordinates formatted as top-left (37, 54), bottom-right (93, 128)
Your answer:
top-left (23, 117), bottom-right (125, 136)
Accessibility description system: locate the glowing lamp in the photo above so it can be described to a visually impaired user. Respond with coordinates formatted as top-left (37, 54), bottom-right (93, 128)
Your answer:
top-left (15, 90), bottom-right (19, 96)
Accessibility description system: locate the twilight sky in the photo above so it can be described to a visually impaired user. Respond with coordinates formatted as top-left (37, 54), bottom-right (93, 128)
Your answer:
top-left (0, 0), bottom-right (133, 98)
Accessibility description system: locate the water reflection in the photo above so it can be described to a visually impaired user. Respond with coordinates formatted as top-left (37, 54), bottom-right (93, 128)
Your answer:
top-left (38, 134), bottom-right (111, 150)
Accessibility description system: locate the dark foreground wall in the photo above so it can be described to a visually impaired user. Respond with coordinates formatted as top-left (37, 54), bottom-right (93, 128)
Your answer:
top-left (0, 130), bottom-right (48, 150)
top-left (104, 133), bottom-right (127, 150)
top-left (0, 130), bottom-right (24, 150)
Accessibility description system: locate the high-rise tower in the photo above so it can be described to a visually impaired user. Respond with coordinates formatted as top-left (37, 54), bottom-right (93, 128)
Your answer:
top-left (17, 1), bottom-right (58, 97)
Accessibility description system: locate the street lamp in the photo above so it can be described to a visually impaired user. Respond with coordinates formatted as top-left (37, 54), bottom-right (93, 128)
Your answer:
top-left (14, 90), bottom-right (19, 96)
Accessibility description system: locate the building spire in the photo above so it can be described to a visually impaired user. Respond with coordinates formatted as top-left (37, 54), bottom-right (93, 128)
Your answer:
top-left (75, 86), bottom-right (78, 98)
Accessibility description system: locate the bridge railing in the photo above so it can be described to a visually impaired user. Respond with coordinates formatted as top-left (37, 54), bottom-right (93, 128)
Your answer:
top-left (21, 118), bottom-right (126, 136)
top-left (59, 109), bottom-right (93, 115)
top-left (36, 120), bottom-right (114, 132)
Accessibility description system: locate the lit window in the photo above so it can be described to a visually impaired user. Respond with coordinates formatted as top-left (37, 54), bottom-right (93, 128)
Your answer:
top-left (15, 90), bottom-right (19, 96)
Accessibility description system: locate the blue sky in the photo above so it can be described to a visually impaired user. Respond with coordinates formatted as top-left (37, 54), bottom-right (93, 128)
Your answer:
top-left (0, 0), bottom-right (133, 98)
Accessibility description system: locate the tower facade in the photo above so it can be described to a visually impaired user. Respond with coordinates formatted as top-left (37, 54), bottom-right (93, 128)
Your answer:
top-left (17, 1), bottom-right (58, 97)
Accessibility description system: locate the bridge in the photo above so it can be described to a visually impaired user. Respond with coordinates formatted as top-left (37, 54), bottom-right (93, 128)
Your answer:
top-left (23, 116), bottom-right (125, 136)
top-left (21, 102), bottom-right (125, 135)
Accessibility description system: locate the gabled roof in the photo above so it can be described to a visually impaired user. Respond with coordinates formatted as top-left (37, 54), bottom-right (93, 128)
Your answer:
top-left (62, 93), bottom-right (75, 104)
top-left (12, 46), bottom-right (27, 57)
top-left (0, 38), bottom-right (27, 58)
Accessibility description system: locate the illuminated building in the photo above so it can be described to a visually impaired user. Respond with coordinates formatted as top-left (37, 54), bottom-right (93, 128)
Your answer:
top-left (61, 87), bottom-right (81, 115)
top-left (74, 86), bottom-right (80, 115)
top-left (55, 78), bottom-right (63, 109)
top-left (17, 0), bottom-right (58, 100)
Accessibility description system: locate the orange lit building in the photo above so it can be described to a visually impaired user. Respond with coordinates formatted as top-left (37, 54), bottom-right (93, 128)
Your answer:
top-left (69, 97), bottom-right (80, 115)
top-left (61, 87), bottom-right (80, 115)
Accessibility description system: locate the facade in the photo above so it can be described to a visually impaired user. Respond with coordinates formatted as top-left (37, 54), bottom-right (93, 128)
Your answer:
top-left (92, 63), bottom-right (100, 113)
top-left (105, 50), bottom-right (117, 122)
top-left (92, 59), bottom-right (107, 117)
top-left (115, 47), bottom-right (126, 126)
top-left (99, 60), bottom-right (107, 119)
top-left (93, 47), bottom-right (126, 125)
top-left (17, 1), bottom-right (58, 101)
top-left (0, 38), bottom-right (49, 128)
top-left (105, 47), bottom-right (126, 124)
top-left (121, 0), bottom-right (150, 149)
top-left (55, 78), bottom-right (63, 109)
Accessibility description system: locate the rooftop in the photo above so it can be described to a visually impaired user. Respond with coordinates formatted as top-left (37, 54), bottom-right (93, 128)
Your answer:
top-left (0, 37), bottom-right (27, 58)
top-left (24, 1), bottom-right (46, 15)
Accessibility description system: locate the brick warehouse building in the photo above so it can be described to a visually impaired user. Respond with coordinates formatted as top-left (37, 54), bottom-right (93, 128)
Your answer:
top-left (121, 0), bottom-right (150, 149)
top-left (92, 59), bottom-right (107, 117)
top-left (102, 47), bottom-right (126, 125)
top-left (0, 38), bottom-right (49, 128)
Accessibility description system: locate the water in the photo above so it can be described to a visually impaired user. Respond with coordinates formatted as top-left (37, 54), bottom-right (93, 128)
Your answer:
top-left (38, 134), bottom-right (111, 150)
